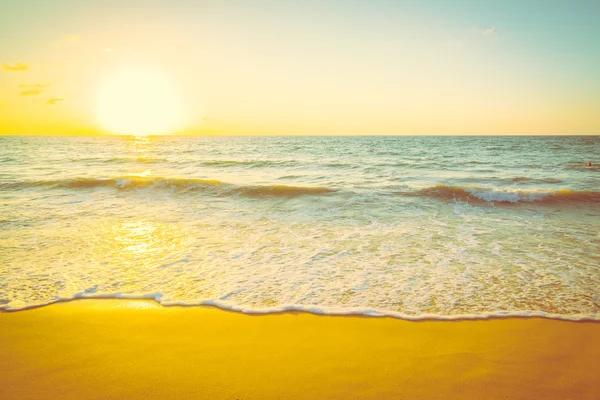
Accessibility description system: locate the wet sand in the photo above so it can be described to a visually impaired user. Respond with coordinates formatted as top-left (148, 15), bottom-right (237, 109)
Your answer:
top-left (1, 299), bottom-right (599, 399)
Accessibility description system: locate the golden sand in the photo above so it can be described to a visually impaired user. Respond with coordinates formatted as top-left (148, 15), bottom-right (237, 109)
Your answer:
top-left (1, 299), bottom-right (599, 399)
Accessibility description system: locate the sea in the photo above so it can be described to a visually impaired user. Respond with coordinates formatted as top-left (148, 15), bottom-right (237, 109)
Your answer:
top-left (1, 135), bottom-right (599, 320)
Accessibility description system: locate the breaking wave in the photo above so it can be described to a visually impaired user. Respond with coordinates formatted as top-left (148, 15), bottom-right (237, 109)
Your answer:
top-left (0, 176), bottom-right (336, 198)
top-left (411, 185), bottom-right (600, 204)
top-left (4, 177), bottom-right (599, 204)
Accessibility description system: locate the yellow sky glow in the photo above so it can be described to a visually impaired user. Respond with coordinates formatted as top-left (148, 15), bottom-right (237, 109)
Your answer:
top-left (0, 1), bottom-right (598, 135)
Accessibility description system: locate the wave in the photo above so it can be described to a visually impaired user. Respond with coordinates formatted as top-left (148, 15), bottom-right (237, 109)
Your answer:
top-left (511, 177), bottom-right (562, 184)
top-left (0, 176), bottom-right (336, 198)
top-left (200, 159), bottom-right (299, 168)
top-left (235, 185), bottom-right (334, 198)
top-left (200, 160), bottom-right (354, 169)
top-left (1, 293), bottom-right (598, 321)
top-left (410, 185), bottom-right (600, 204)
top-left (67, 156), bottom-right (169, 164)
top-left (564, 165), bottom-right (599, 172)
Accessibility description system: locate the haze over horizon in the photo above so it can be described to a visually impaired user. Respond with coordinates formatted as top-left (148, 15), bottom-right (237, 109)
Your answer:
top-left (1, 0), bottom-right (599, 136)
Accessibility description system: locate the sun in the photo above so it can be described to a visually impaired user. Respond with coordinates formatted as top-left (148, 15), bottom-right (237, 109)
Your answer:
top-left (95, 67), bottom-right (183, 135)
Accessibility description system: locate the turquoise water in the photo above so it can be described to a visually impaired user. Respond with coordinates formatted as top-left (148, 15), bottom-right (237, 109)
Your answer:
top-left (1, 135), bottom-right (599, 319)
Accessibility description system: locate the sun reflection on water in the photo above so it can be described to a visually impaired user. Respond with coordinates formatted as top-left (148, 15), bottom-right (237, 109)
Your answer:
top-left (115, 221), bottom-right (158, 254)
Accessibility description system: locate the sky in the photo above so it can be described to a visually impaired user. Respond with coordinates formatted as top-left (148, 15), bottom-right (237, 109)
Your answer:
top-left (0, 0), bottom-right (599, 135)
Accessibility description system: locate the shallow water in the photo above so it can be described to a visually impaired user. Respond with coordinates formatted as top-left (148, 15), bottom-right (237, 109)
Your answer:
top-left (1, 135), bottom-right (599, 319)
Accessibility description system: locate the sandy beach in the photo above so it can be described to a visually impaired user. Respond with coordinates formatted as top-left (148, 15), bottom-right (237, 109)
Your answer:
top-left (1, 299), bottom-right (599, 400)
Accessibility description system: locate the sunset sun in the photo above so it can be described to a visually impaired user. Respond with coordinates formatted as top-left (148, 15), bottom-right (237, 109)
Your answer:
top-left (95, 67), bottom-right (183, 135)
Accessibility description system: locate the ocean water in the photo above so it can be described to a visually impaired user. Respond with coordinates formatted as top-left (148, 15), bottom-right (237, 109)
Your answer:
top-left (1, 135), bottom-right (599, 320)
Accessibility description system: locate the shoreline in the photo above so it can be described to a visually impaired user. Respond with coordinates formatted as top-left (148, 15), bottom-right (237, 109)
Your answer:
top-left (2, 299), bottom-right (600, 399)
top-left (2, 296), bottom-right (598, 322)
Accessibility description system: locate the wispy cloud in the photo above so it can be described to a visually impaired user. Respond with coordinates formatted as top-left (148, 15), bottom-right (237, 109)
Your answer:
top-left (19, 83), bottom-right (52, 96)
top-left (2, 62), bottom-right (29, 71)
top-left (482, 28), bottom-right (496, 37)
top-left (46, 98), bottom-right (65, 105)
top-left (20, 89), bottom-right (43, 96)
top-left (19, 83), bottom-right (52, 89)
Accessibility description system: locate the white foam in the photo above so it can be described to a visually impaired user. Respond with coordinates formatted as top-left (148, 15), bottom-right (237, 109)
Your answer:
top-left (116, 178), bottom-right (131, 188)
top-left (1, 293), bottom-right (598, 322)
top-left (465, 188), bottom-right (550, 203)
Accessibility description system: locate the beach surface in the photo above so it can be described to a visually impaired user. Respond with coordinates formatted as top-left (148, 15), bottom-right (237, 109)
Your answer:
top-left (1, 299), bottom-right (599, 399)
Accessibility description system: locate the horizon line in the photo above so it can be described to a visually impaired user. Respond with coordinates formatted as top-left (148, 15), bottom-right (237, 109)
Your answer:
top-left (1, 133), bottom-right (599, 137)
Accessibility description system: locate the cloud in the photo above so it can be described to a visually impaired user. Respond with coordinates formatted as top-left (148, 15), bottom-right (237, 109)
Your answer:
top-left (20, 89), bottom-right (43, 96)
top-left (19, 83), bottom-right (52, 89)
top-left (46, 98), bottom-right (65, 105)
top-left (2, 62), bottom-right (29, 71)
top-left (482, 28), bottom-right (496, 36)
top-left (19, 83), bottom-right (52, 96)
